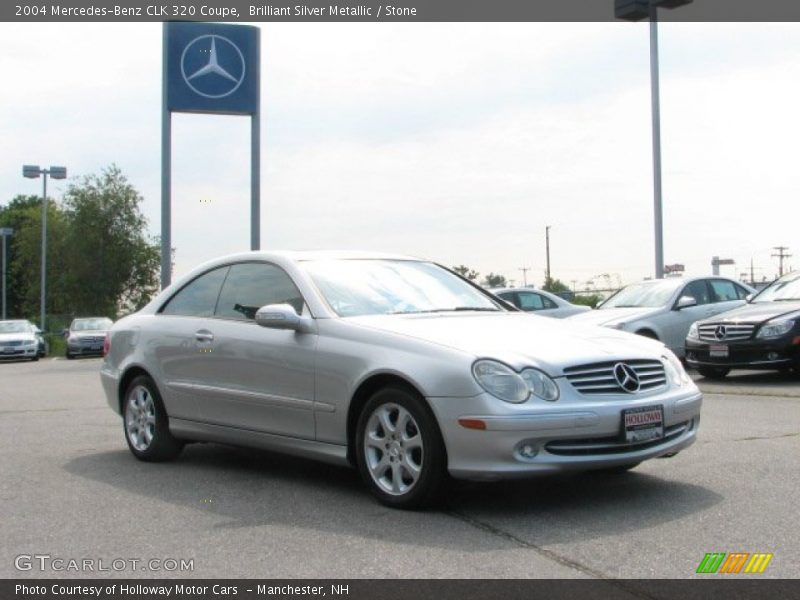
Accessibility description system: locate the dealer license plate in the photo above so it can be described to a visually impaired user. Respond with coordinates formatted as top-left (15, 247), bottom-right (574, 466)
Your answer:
top-left (622, 405), bottom-right (664, 443)
top-left (709, 344), bottom-right (729, 358)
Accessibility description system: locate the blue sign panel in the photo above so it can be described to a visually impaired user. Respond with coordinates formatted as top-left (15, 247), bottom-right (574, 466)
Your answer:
top-left (166, 22), bottom-right (259, 115)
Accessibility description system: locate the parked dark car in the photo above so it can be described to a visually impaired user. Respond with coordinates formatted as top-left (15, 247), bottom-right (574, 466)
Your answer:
top-left (65, 317), bottom-right (113, 359)
top-left (685, 271), bottom-right (800, 378)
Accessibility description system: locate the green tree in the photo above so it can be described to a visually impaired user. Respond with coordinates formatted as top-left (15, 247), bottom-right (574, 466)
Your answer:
top-left (61, 165), bottom-right (160, 316)
top-left (572, 294), bottom-right (604, 308)
top-left (0, 195), bottom-right (70, 321)
top-left (482, 273), bottom-right (507, 288)
top-left (543, 276), bottom-right (570, 294)
top-left (452, 265), bottom-right (480, 281)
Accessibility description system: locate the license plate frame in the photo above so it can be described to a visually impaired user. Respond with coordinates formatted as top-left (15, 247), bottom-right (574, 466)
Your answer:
top-left (709, 344), bottom-right (729, 358)
top-left (622, 405), bottom-right (664, 444)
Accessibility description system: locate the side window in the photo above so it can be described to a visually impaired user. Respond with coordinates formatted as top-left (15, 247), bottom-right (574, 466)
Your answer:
top-left (709, 279), bottom-right (739, 303)
top-left (735, 283), bottom-right (752, 300)
top-left (498, 292), bottom-right (521, 309)
top-left (683, 280), bottom-right (711, 306)
top-left (161, 267), bottom-right (229, 317)
top-left (518, 292), bottom-right (546, 311)
top-left (541, 295), bottom-right (558, 309)
top-left (215, 262), bottom-right (305, 321)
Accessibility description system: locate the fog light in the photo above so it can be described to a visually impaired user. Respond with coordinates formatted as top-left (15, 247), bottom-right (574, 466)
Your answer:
top-left (768, 352), bottom-right (780, 361)
top-left (518, 443), bottom-right (538, 459)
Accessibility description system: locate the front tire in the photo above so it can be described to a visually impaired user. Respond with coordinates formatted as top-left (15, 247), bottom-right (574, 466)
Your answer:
top-left (123, 375), bottom-right (183, 462)
top-left (356, 386), bottom-right (447, 509)
top-left (698, 366), bottom-right (730, 379)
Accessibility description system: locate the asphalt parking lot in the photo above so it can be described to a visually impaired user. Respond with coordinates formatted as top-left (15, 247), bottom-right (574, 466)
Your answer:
top-left (1, 358), bottom-right (798, 579)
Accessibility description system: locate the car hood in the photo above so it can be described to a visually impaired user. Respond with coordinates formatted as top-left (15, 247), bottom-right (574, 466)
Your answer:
top-left (699, 300), bottom-right (800, 324)
top-left (347, 312), bottom-right (666, 375)
top-left (566, 306), bottom-right (661, 327)
top-left (0, 332), bottom-right (35, 342)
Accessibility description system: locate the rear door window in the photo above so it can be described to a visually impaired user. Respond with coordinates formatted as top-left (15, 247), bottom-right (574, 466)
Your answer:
top-left (709, 279), bottom-right (740, 303)
top-left (518, 292), bottom-right (546, 311)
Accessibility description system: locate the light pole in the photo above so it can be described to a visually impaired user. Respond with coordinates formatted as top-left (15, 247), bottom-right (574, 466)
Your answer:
top-left (615, 0), bottom-right (693, 279)
top-left (22, 165), bottom-right (67, 331)
top-left (0, 227), bottom-right (13, 320)
top-left (545, 225), bottom-right (552, 285)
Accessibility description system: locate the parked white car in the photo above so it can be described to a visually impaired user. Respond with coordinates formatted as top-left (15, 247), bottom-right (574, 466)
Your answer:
top-left (490, 288), bottom-right (591, 319)
top-left (568, 277), bottom-right (754, 357)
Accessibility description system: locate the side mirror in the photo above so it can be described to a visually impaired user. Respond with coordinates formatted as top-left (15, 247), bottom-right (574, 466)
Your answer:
top-left (255, 304), bottom-right (313, 333)
top-left (675, 296), bottom-right (697, 310)
top-left (61, 328), bottom-right (69, 338)
top-left (745, 293), bottom-right (754, 303)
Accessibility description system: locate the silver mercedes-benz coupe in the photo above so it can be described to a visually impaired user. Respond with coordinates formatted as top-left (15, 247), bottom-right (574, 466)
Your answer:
top-left (101, 251), bottom-right (702, 508)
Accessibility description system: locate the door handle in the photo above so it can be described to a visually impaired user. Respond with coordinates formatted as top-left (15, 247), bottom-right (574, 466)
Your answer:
top-left (195, 330), bottom-right (214, 342)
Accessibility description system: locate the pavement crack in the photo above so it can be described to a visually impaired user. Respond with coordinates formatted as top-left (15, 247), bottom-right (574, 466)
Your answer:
top-left (443, 508), bottom-right (661, 599)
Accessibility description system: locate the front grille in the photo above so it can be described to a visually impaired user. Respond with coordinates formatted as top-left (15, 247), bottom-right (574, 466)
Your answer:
top-left (0, 340), bottom-right (24, 347)
top-left (79, 335), bottom-right (105, 344)
top-left (563, 359), bottom-right (666, 395)
top-left (698, 323), bottom-right (756, 342)
top-left (545, 421), bottom-right (691, 456)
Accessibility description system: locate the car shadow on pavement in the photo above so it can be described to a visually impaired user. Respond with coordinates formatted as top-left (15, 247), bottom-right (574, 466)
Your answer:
top-left (65, 443), bottom-right (722, 550)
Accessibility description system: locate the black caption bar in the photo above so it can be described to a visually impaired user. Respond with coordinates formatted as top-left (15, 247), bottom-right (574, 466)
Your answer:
top-left (4, 0), bottom-right (800, 22)
top-left (4, 580), bottom-right (800, 600)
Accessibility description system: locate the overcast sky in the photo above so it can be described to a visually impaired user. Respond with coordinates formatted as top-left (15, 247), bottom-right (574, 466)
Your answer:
top-left (1, 22), bottom-right (797, 288)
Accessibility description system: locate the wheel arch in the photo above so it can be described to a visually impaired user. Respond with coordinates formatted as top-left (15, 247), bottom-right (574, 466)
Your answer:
top-left (634, 327), bottom-right (660, 340)
top-left (117, 365), bottom-right (156, 414)
top-left (346, 372), bottom-right (433, 466)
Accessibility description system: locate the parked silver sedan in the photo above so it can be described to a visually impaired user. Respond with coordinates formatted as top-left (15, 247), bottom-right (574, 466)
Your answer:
top-left (101, 252), bottom-right (702, 508)
top-left (491, 287), bottom-right (591, 318)
top-left (568, 276), bottom-right (754, 357)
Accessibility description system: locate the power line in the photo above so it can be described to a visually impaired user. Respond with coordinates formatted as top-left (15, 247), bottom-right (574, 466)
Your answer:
top-left (772, 246), bottom-right (791, 277)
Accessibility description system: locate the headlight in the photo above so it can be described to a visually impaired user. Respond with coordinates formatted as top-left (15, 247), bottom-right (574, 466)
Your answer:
top-left (663, 350), bottom-right (691, 387)
top-left (756, 319), bottom-right (794, 339)
top-left (610, 322), bottom-right (627, 330)
top-left (521, 368), bottom-right (560, 402)
top-left (473, 360), bottom-right (529, 403)
top-left (24, 339), bottom-right (37, 347)
top-left (687, 322), bottom-right (699, 341)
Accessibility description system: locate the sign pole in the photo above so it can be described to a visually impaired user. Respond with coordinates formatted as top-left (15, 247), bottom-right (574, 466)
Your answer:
top-left (251, 109), bottom-right (260, 251)
top-left (1, 233), bottom-right (7, 320)
top-left (161, 22), bottom-right (172, 289)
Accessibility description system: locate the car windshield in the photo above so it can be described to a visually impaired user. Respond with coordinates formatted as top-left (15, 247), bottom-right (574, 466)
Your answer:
top-left (0, 321), bottom-right (30, 334)
top-left (600, 279), bottom-right (683, 309)
top-left (72, 318), bottom-right (112, 331)
top-left (302, 259), bottom-right (503, 317)
top-left (751, 272), bottom-right (800, 303)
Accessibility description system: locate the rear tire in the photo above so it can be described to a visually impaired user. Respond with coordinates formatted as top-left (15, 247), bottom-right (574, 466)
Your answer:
top-left (122, 375), bottom-right (183, 462)
top-left (698, 366), bottom-right (730, 380)
top-left (355, 386), bottom-right (448, 509)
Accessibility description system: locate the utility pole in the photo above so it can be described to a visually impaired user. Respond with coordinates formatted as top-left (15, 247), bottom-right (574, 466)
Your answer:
top-left (750, 258), bottom-right (755, 287)
top-left (519, 267), bottom-right (531, 287)
top-left (545, 225), bottom-right (551, 285)
top-left (772, 246), bottom-right (791, 277)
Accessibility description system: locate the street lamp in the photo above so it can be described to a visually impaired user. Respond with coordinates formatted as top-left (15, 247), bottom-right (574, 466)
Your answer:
top-left (0, 227), bottom-right (13, 320)
top-left (22, 165), bottom-right (67, 331)
top-left (615, 0), bottom-right (693, 279)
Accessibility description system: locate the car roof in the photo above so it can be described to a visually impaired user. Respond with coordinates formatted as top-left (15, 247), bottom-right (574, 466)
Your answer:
top-left (206, 250), bottom-right (423, 263)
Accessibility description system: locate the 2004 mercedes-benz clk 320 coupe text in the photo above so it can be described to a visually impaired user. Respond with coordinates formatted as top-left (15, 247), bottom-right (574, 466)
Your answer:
top-left (101, 252), bottom-right (702, 508)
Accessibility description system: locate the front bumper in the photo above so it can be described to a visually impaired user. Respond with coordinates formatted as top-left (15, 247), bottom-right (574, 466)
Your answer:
top-left (0, 345), bottom-right (37, 359)
top-left (686, 337), bottom-right (799, 370)
top-left (68, 342), bottom-right (105, 356)
top-left (429, 387), bottom-right (702, 481)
